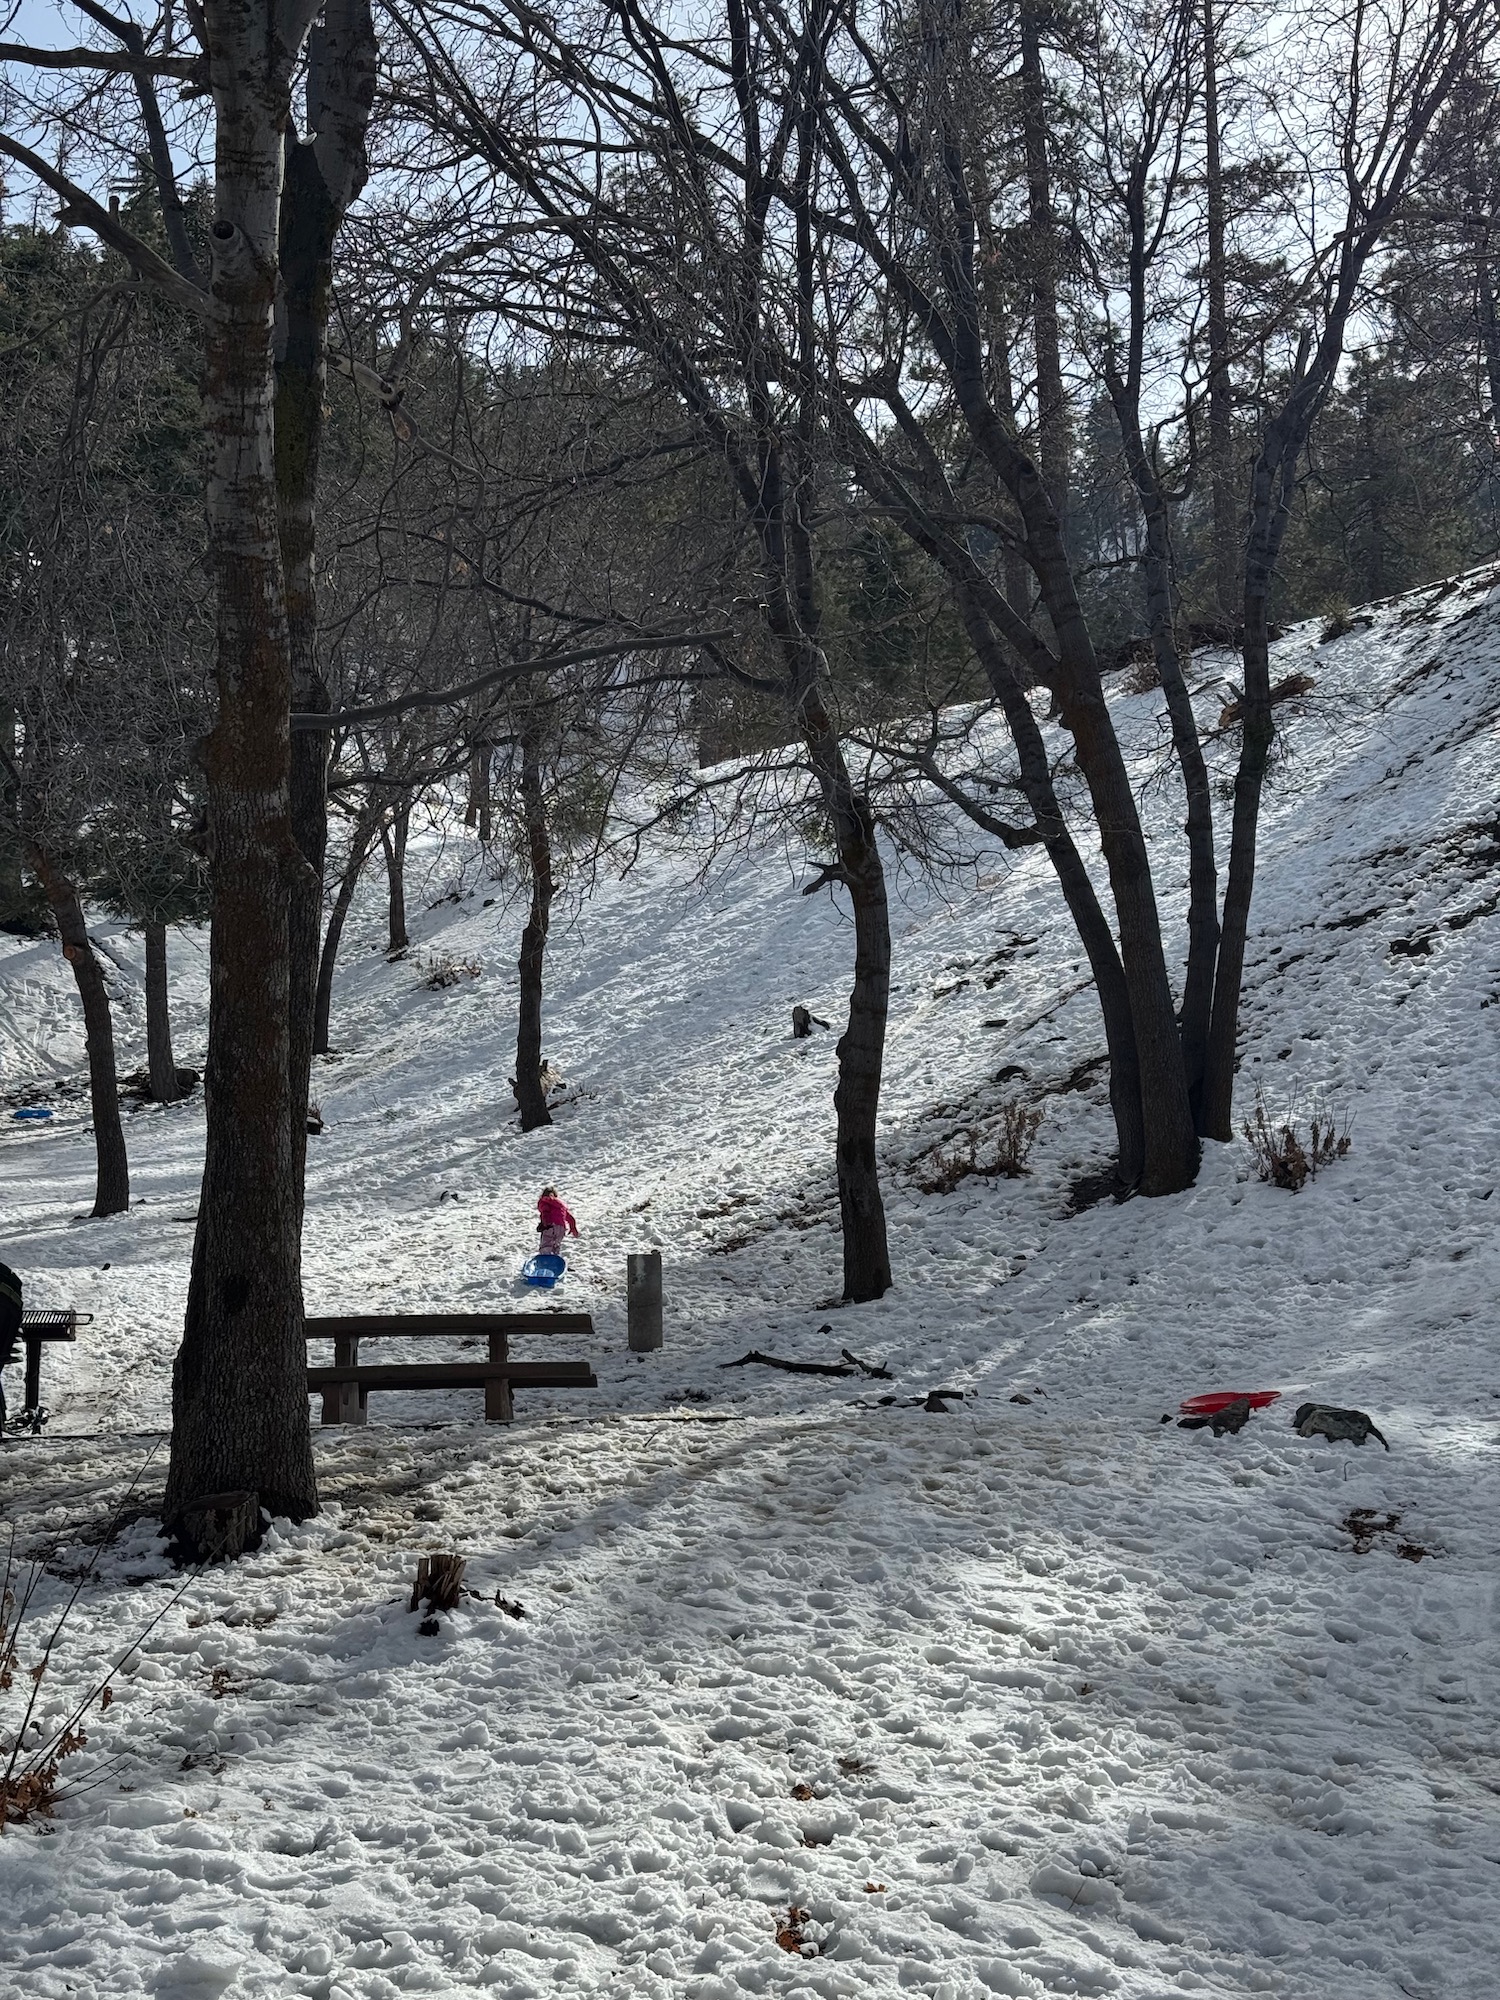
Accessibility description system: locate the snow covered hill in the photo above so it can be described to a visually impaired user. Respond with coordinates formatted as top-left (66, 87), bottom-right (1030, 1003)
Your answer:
top-left (2, 565), bottom-right (1499, 2000)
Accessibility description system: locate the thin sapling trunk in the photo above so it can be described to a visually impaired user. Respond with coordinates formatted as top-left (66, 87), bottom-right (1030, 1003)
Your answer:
top-left (513, 722), bottom-right (555, 1132)
top-left (143, 921), bottom-right (181, 1104)
top-left (29, 843), bottom-right (130, 1217)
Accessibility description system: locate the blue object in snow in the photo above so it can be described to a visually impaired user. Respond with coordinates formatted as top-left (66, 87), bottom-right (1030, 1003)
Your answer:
top-left (12, 1106), bottom-right (53, 1122)
top-left (522, 1252), bottom-right (567, 1288)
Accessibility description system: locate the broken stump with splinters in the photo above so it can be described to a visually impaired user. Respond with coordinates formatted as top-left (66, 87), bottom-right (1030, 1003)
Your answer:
top-left (410, 1552), bottom-right (467, 1614)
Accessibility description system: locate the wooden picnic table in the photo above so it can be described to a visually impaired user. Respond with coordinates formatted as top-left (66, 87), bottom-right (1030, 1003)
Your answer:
top-left (304, 1311), bottom-right (597, 1426)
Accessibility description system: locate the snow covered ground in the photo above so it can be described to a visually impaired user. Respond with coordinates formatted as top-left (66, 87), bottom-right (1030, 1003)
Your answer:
top-left (2, 566), bottom-right (1499, 2000)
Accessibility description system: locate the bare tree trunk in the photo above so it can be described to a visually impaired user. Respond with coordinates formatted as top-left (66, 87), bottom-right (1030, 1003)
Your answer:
top-left (945, 364), bottom-right (1200, 1192)
top-left (380, 799), bottom-right (410, 955)
top-left (1200, 422), bottom-right (1294, 1140)
top-left (513, 722), bottom-right (555, 1132)
top-left (1019, 4), bottom-right (1070, 529)
top-left (1203, 0), bottom-right (1237, 619)
top-left (28, 842), bottom-right (129, 1218)
top-left (1479, 258), bottom-right (1500, 437)
top-left (165, 0), bottom-right (321, 1538)
top-left (954, 595), bottom-right (1147, 1188)
top-left (277, 0), bottom-right (375, 1231)
top-left (1105, 252), bottom-right (1219, 1125)
top-left (0, 707), bottom-right (41, 934)
top-left (144, 921), bottom-right (181, 1104)
top-left (313, 809), bottom-right (380, 1055)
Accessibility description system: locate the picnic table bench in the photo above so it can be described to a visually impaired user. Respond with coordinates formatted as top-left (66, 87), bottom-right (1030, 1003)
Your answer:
top-left (305, 1311), bottom-right (597, 1426)
top-left (14, 1310), bottom-right (91, 1421)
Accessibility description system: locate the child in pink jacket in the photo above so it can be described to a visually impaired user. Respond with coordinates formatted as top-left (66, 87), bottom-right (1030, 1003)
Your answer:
top-left (536, 1187), bottom-right (580, 1257)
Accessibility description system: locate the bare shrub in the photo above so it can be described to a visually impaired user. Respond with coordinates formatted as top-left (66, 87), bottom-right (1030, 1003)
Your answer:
top-left (990, 1101), bottom-right (1043, 1176)
top-left (3, 1449), bottom-right (191, 1829)
top-left (915, 1130), bottom-right (981, 1194)
top-left (421, 954), bottom-right (481, 990)
top-left (1122, 650), bottom-right (1160, 694)
top-left (915, 1100), bottom-right (1043, 1193)
top-left (1243, 1090), bottom-right (1351, 1192)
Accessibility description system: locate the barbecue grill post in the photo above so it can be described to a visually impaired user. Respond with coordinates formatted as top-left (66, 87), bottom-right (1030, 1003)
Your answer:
top-left (23, 1336), bottom-right (41, 1415)
top-left (627, 1252), bottom-right (663, 1352)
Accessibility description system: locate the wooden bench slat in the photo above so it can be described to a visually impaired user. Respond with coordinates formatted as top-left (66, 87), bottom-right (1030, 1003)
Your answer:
top-left (306, 1361), bottom-right (597, 1390)
top-left (305, 1312), bottom-right (593, 1339)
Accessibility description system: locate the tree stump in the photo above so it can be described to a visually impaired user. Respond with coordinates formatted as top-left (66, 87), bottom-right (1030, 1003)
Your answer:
top-left (172, 1490), bottom-right (261, 1564)
top-left (791, 1006), bottom-right (829, 1039)
top-left (410, 1551), bottom-right (467, 1613)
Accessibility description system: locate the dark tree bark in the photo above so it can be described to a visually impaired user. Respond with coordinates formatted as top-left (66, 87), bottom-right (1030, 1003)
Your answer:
top-left (28, 842), bottom-right (129, 1217)
top-left (801, 685), bottom-right (892, 1301)
top-left (380, 799), bottom-right (410, 955)
top-left (513, 721), bottom-right (556, 1132)
top-left (143, 921), bottom-right (181, 1104)
top-left (276, 0), bottom-right (376, 1228)
top-left (312, 808), bottom-right (381, 1055)
top-left (1203, 0), bottom-right (1238, 619)
top-left (165, 0), bottom-right (326, 1537)
top-left (1100, 137), bottom-right (1220, 1127)
top-left (0, 706), bottom-right (31, 932)
top-left (1480, 259), bottom-right (1500, 436)
top-left (1019, 4), bottom-right (1071, 528)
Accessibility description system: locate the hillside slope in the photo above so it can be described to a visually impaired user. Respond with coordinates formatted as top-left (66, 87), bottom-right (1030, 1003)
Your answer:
top-left (1, 565), bottom-right (1498, 2000)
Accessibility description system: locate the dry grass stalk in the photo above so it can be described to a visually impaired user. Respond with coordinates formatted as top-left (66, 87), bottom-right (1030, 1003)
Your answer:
top-left (1243, 1089), bottom-right (1351, 1192)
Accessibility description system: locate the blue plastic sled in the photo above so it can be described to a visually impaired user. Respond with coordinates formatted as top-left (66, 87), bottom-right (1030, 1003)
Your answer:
top-left (522, 1252), bottom-right (567, 1289)
top-left (12, 1106), bottom-right (53, 1122)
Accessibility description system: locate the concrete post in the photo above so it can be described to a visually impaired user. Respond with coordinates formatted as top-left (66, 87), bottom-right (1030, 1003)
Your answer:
top-left (627, 1250), bottom-right (663, 1352)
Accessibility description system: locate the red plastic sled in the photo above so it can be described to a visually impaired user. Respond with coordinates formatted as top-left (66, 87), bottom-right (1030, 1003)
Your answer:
top-left (1179, 1389), bottom-right (1282, 1416)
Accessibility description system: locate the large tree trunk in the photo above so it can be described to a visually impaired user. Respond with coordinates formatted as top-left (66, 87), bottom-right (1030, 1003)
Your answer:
top-left (1106, 316), bottom-right (1220, 1126)
top-left (1203, 0), bottom-right (1238, 620)
top-left (950, 373), bottom-right (1200, 1193)
top-left (954, 595), bottom-right (1147, 1189)
top-left (165, 0), bottom-right (321, 1540)
top-left (143, 921), bottom-right (181, 1104)
top-left (513, 723), bottom-right (555, 1132)
top-left (313, 808), bottom-right (380, 1055)
top-left (380, 799), bottom-right (410, 955)
top-left (28, 843), bottom-right (129, 1218)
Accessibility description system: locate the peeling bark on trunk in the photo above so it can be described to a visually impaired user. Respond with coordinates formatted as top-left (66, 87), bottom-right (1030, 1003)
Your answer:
top-left (313, 809), bottom-right (380, 1055)
top-left (513, 723), bottom-right (555, 1133)
top-left (380, 800), bottom-right (410, 956)
top-left (165, 0), bottom-right (320, 1537)
top-left (29, 842), bottom-right (129, 1218)
top-left (144, 921), bottom-right (181, 1104)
